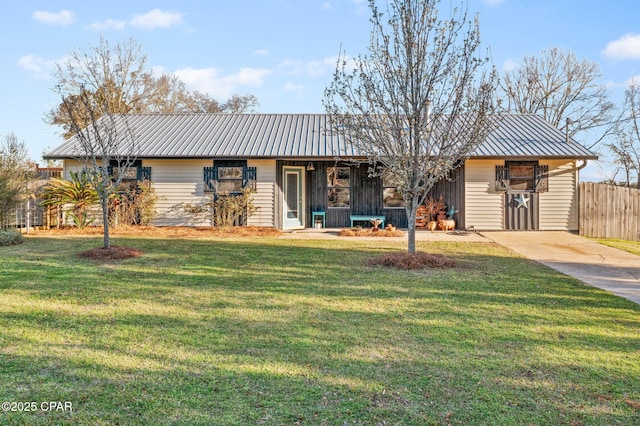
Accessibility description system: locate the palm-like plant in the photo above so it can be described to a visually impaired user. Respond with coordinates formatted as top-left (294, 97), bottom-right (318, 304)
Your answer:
top-left (41, 172), bottom-right (99, 229)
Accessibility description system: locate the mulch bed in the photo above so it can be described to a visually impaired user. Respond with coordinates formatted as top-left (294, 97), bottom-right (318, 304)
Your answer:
top-left (38, 226), bottom-right (282, 238)
top-left (339, 228), bottom-right (405, 237)
top-left (78, 245), bottom-right (143, 261)
top-left (368, 252), bottom-right (456, 270)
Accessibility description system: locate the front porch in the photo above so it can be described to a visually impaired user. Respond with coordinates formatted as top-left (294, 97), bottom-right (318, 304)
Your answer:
top-left (274, 160), bottom-right (465, 231)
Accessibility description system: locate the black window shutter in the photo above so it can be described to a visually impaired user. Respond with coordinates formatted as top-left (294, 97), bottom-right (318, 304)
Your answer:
top-left (137, 166), bottom-right (152, 181)
top-left (495, 165), bottom-right (509, 191)
top-left (535, 164), bottom-right (549, 193)
top-left (204, 166), bottom-right (218, 192)
top-left (242, 166), bottom-right (257, 191)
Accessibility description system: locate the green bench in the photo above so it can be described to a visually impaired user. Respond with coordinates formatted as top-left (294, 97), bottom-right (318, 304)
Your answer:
top-left (350, 215), bottom-right (386, 228)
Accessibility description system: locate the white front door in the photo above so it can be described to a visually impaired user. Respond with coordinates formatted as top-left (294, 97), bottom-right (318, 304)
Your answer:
top-left (283, 167), bottom-right (304, 229)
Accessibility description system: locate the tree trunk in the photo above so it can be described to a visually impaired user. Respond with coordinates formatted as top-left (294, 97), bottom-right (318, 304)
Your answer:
top-left (102, 196), bottom-right (110, 249)
top-left (406, 201), bottom-right (418, 254)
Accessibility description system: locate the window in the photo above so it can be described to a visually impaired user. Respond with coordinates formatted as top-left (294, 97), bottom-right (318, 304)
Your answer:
top-left (382, 171), bottom-right (405, 208)
top-left (327, 166), bottom-right (350, 208)
top-left (204, 160), bottom-right (257, 193)
top-left (495, 161), bottom-right (548, 193)
top-left (507, 161), bottom-right (535, 191)
top-left (109, 160), bottom-right (150, 192)
top-left (217, 166), bottom-right (244, 193)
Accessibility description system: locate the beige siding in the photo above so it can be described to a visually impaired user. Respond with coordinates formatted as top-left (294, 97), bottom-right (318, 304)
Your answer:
top-left (465, 159), bottom-right (504, 230)
top-left (145, 159), bottom-right (211, 226)
top-left (247, 160), bottom-right (276, 227)
top-left (539, 160), bottom-right (578, 231)
top-left (63, 159), bottom-right (84, 179)
top-left (64, 158), bottom-right (277, 227)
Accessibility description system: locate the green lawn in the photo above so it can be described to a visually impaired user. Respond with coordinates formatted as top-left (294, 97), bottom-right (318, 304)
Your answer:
top-left (594, 238), bottom-right (640, 257)
top-left (1, 235), bottom-right (639, 425)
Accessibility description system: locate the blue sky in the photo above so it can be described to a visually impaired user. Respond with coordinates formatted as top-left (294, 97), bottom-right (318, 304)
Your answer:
top-left (1, 0), bottom-right (639, 181)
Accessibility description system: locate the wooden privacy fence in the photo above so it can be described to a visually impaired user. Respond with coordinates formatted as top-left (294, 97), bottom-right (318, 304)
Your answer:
top-left (579, 182), bottom-right (640, 242)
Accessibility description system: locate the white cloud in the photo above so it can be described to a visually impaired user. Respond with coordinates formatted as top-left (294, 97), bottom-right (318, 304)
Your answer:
top-left (503, 58), bottom-right (518, 72)
top-left (130, 9), bottom-right (183, 30)
top-left (322, 2), bottom-right (334, 12)
top-left (603, 33), bottom-right (640, 60)
top-left (17, 55), bottom-right (54, 79)
top-left (253, 49), bottom-right (270, 56)
top-left (33, 10), bottom-right (75, 26)
top-left (173, 67), bottom-right (272, 99)
top-left (87, 19), bottom-right (126, 32)
top-left (280, 55), bottom-right (341, 78)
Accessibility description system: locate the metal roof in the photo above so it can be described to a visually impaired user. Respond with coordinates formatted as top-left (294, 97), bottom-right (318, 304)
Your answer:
top-left (44, 113), bottom-right (598, 160)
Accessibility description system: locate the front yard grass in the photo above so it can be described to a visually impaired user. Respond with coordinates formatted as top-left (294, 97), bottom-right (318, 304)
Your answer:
top-left (1, 234), bottom-right (639, 425)
top-left (594, 238), bottom-right (640, 256)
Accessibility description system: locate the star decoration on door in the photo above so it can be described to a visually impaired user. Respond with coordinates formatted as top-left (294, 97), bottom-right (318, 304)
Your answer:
top-left (514, 194), bottom-right (529, 208)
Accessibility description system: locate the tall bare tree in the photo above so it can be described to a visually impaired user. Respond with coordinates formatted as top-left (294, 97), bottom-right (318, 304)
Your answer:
top-left (324, 0), bottom-right (497, 253)
top-left (52, 37), bottom-right (141, 249)
top-left (48, 36), bottom-right (259, 139)
top-left (500, 47), bottom-right (617, 149)
top-left (141, 74), bottom-right (259, 114)
top-left (49, 36), bottom-right (260, 247)
top-left (608, 80), bottom-right (640, 188)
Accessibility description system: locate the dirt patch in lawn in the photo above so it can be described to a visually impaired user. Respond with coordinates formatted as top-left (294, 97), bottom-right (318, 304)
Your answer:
top-left (37, 225), bottom-right (282, 239)
top-left (369, 252), bottom-right (456, 270)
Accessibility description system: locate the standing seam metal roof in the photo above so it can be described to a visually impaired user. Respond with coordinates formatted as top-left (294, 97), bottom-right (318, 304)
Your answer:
top-left (44, 113), bottom-right (597, 160)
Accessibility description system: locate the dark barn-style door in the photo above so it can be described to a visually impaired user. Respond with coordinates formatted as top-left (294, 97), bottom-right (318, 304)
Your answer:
top-left (497, 161), bottom-right (547, 231)
top-left (504, 192), bottom-right (538, 230)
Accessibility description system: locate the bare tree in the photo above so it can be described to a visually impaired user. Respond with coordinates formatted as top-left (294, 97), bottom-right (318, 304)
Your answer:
top-left (500, 47), bottom-right (617, 149)
top-left (47, 36), bottom-right (149, 140)
top-left (608, 80), bottom-right (640, 188)
top-left (141, 76), bottom-right (258, 114)
top-left (47, 36), bottom-right (260, 138)
top-left (49, 36), bottom-right (261, 247)
top-left (324, 0), bottom-right (497, 254)
top-left (52, 38), bottom-right (140, 249)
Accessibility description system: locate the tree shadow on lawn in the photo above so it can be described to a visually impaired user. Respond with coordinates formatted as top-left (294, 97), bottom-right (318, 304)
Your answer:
top-left (1, 304), bottom-right (639, 425)
top-left (4, 236), bottom-right (636, 310)
top-left (2, 237), bottom-right (640, 424)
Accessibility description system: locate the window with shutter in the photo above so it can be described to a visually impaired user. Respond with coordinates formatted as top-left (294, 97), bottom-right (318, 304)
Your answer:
top-left (204, 161), bottom-right (256, 193)
top-left (204, 166), bottom-right (218, 192)
top-left (109, 160), bottom-right (147, 192)
top-left (495, 165), bottom-right (509, 191)
top-left (497, 161), bottom-right (547, 193)
top-left (535, 164), bottom-right (549, 193)
top-left (243, 166), bottom-right (257, 191)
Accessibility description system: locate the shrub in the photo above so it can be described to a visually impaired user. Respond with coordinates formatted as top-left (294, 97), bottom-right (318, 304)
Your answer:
top-left (0, 230), bottom-right (24, 246)
top-left (110, 180), bottom-right (159, 226)
top-left (184, 188), bottom-right (256, 227)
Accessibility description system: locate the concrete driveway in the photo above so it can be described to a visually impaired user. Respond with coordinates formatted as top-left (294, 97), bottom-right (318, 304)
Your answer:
top-left (482, 231), bottom-right (640, 305)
